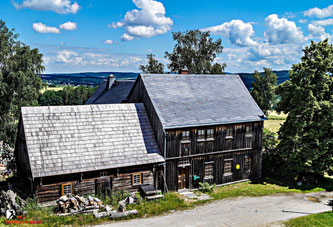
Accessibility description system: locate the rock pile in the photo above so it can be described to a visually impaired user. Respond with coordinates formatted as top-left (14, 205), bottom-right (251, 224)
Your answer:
top-left (54, 195), bottom-right (105, 215)
top-left (0, 190), bottom-right (26, 218)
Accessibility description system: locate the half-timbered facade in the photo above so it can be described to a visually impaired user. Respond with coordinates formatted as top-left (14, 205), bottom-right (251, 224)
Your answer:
top-left (128, 74), bottom-right (266, 191)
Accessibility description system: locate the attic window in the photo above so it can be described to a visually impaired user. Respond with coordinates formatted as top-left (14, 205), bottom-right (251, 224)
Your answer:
top-left (198, 130), bottom-right (205, 140)
top-left (61, 183), bottom-right (73, 196)
top-left (207, 129), bottom-right (214, 139)
top-left (182, 131), bottom-right (190, 140)
top-left (132, 173), bottom-right (142, 186)
top-left (226, 127), bottom-right (233, 139)
top-left (245, 125), bottom-right (253, 137)
top-left (100, 171), bottom-right (107, 177)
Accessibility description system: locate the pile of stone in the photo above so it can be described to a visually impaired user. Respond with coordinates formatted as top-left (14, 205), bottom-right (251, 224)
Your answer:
top-left (0, 190), bottom-right (26, 218)
top-left (54, 195), bottom-right (105, 215)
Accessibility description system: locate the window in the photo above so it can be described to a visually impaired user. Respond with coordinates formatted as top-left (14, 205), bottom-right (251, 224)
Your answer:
top-left (224, 160), bottom-right (233, 176)
top-left (207, 129), bottom-right (214, 139)
top-left (180, 143), bottom-right (190, 156)
top-left (178, 158), bottom-right (190, 167)
top-left (132, 173), bottom-right (142, 186)
top-left (226, 127), bottom-right (233, 138)
top-left (100, 171), bottom-right (107, 177)
top-left (182, 131), bottom-right (190, 140)
top-left (245, 157), bottom-right (251, 172)
top-left (198, 129), bottom-right (205, 140)
top-left (204, 162), bottom-right (214, 179)
top-left (246, 125), bottom-right (253, 137)
top-left (61, 183), bottom-right (72, 196)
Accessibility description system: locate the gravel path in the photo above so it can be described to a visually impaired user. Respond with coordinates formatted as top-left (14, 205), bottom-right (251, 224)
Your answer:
top-left (97, 191), bottom-right (332, 227)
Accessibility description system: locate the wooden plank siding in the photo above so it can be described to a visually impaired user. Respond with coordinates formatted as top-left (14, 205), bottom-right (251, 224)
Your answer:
top-left (164, 121), bottom-right (263, 191)
top-left (33, 164), bottom-right (160, 202)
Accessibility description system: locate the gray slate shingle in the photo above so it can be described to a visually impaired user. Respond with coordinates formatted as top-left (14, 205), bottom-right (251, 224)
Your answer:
top-left (21, 103), bottom-right (164, 178)
top-left (140, 74), bottom-right (265, 129)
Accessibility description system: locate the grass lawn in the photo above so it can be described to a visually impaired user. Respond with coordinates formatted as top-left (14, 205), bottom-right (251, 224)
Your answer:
top-left (0, 179), bottom-right (325, 226)
top-left (284, 211), bottom-right (333, 227)
top-left (264, 111), bottom-right (287, 132)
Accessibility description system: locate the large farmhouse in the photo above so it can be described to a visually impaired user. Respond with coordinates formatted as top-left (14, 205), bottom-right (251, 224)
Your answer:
top-left (15, 73), bottom-right (265, 202)
top-left (128, 74), bottom-right (266, 190)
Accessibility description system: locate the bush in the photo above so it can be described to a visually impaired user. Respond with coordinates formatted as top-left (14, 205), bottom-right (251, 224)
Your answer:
top-left (198, 182), bottom-right (216, 193)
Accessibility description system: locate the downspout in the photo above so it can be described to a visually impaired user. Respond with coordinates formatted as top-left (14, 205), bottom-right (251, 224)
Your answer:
top-left (163, 129), bottom-right (168, 193)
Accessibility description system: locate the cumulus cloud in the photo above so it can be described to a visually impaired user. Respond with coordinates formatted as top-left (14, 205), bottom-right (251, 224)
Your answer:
top-left (104, 40), bottom-right (113, 45)
top-left (201, 20), bottom-right (257, 47)
top-left (56, 50), bottom-right (82, 64)
top-left (307, 24), bottom-right (332, 41)
top-left (312, 18), bottom-right (333, 26)
top-left (121, 33), bottom-right (134, 41)
top-left (13, 0), bottom-right (79, 14)
top-left (298, 19), bottom-right (307, 24)
top-left (32, 23), bottom-right (60, 33)
top-left (264, 14), bottom-right (304, 44)
top-left (59, 21), bottom-right (77, 31)
top-left (113, 0), bottom-right (173, 41)
top-left (304, 5), bottom-right (333, 18)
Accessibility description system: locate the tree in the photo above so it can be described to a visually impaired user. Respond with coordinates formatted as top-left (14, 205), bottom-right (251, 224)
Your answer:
top-left (165, 30), bottom-right (224, 74)
top-left (250, 68), bottom-right (277, 115)
top-left (210, 63), bottom-right (227, 74)
top-left (139, 54), bottom-right (164, 74)
top-left (39, 90), bottom-right (64, 106)
top-left (276, 39), bottom-right (333, 179)
top-left (0, 20), bottom-right (44, 145)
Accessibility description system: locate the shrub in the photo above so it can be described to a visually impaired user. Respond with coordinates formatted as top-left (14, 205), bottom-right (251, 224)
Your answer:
top-left (198, 182), bottom-right (216, 193)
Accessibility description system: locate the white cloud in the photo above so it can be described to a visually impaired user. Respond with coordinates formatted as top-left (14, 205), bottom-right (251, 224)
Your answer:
top-left (113, 0), bottom-right (173, 40)
top-left (56, 50), bottom-right (82, 64)
top-left (304, 5), bottom-right (333, 18)
top-left (312, 18), bottom-right (333, 26)
top-left (307, 24), bottom-right (332, 41)
top-left (104, 40), bottom-right (113, 45)
top-left (121, 33), bottom-right (134, 41)
top-left (201, 20), bottom-right (257, 47)
top-left (32, 23), bottom-right (60, 33)
top-left (299, 19), bottom-right (308, 24)
top-left (264, 14), bottom-right (304, 44)
top-left (59, 21), bottom-right (77, 31)
top-left (13, 0), bottom-right (79, 14)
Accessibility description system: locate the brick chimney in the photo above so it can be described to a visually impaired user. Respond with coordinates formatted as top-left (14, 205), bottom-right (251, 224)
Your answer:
top-left (106, 74), bottom-right (115, 90)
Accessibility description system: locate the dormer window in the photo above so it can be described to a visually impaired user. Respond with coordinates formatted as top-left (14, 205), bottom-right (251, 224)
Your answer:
top-left (182, 131), bottom-right (190, 140)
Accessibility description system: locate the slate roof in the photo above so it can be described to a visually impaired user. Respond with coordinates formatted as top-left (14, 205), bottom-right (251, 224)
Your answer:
top-left (21, 103), bottom-right (164, 178)
top-left (85, 80), bottom-right (135, 104)
top-left (139, 74), bottom-right (265, 129)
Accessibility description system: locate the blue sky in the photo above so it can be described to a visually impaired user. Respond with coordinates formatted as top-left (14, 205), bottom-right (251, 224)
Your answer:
top-left (1, 0), bottom-right (333, 73)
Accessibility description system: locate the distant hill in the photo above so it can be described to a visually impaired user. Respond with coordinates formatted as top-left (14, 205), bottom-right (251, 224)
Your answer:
top-left (40, 70), bottom-right (289, 90)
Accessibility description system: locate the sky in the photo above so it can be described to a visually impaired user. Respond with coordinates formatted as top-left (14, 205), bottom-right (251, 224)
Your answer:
top-left (1, 0), bottom-right (333, 73)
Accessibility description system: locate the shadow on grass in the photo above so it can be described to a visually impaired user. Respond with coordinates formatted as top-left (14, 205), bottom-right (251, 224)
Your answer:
top-left (250, 177), bottom-right (333, 192)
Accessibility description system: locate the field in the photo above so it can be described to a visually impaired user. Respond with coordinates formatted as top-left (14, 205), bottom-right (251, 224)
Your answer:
top-left (264, 111), bottom-right (287, 132)
top-left (284, 211), bottom-right (333, 227)
top-left (40, 86), bottom-right (64, 93)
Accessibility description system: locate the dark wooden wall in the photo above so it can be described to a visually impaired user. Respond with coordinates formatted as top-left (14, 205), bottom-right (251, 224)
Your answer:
top-left (165, 121), bottom-right (263, 191)
top-left (33, 164), bottom-right (160, 202)
top-left (128, 75), bottom-right (165, 156)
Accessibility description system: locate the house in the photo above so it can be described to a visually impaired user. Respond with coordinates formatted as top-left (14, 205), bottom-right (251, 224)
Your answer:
top-left (14, 103), bottom-right (164, 202)
top-left (85, 75), bottom-right (135, 104)
top-left (128, 74), bottom-right (266, 191)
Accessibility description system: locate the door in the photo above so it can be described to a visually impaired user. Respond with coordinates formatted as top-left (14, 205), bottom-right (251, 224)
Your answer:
top-left (178, 167), bottom-right (189, 189)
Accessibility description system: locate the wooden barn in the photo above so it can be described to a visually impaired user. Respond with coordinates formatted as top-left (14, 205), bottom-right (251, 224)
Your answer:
top-left (128, 74), bottom-right (266, 191)
top-left (15, 103), bottom-right (164, 202)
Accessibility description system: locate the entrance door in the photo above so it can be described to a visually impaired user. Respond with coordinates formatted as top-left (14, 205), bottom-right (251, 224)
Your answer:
top-left (178, 167), bottom-right (189, 189)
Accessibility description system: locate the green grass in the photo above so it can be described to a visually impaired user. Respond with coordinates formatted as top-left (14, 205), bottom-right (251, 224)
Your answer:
top-left (284, 211), bottom-right (333, 227)
top-left (264, 111), bottom-right (287, 132)
top-left (0, 179), bottom-right (325, 226)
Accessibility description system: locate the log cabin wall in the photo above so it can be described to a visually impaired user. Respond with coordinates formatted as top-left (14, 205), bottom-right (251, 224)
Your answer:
top-left (128, 76), bottom-right (165, 155)
top-left (165, 121), bottom-right (263, 191)
top-left (33, 164), bottom-right (159, 203)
